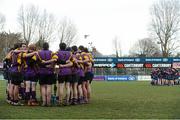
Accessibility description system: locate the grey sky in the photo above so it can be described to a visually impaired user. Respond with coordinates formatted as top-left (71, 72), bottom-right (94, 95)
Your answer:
top-left (0, 0), bottom-right (155, 55)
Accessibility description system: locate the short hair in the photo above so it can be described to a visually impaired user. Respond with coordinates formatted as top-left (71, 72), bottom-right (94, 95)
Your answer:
top-left (71, 45), bottom-right (78, 52)
top-left (28, 44), bottom-right (36, 51)
top-left (84, 47), bottom-right (89, 53)
top-left (78, 45), bottom-right (84, 51)
top-left (43, 42), bottom-right (49, 50)
top-left (13, 43), bottom-right (20, 50)
top-left (59, 43), bottom-right (66, 50)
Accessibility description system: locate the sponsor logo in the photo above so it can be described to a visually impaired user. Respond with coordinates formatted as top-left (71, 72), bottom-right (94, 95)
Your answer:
top-left (110, 63), bottom-right (116, 68)
top-left (145, 58), bottom-right (162, 62)
top-left (105, 75), bottom-right (136, 81)
top-left (135, 58), bottom-right (140, 62)
top-left (107, 58), bottom-right (113, 62)
top-left (128, 76), bottom-right (136, 80)
top-left (152, 64), bottom-right (171, 67)
top-left (94, 58), bottom-right (107, 62)
top-left (117, 63), bottom-right (124, 68)
top-left (118, 59), bottom-right (134, 62)
top-left (163, 58), bottom-right (168, 62)
top-left (94, 64), bottom-right (111, 67)
top-left (124, 64), bottom-right (143, 68)
top-left (144, 63), bottom-right (152, 68)
top-left (173, 59), bottom-right (180, 62)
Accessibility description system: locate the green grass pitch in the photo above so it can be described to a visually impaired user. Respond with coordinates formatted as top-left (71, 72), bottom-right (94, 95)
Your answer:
top-left (0, 80), bottom-right (180, 119)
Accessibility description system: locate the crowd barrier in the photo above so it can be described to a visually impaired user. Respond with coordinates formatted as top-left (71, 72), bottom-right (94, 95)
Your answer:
top-left (94, 75), bottom-right (180, 81)
top-left (0, 74), bottom-right (179, 81)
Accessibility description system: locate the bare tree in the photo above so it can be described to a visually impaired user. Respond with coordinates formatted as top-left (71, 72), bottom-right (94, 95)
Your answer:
top-left (17, 4), bottom-right (39, 45)
top-left (0, 32), bottom-right (22, 61)
top-left (36, 10), bottom-right (56, 48)
top-left (150, 0), bottom-right (180, 57)
top-left (112, 36), bottom-right (121, 57)
top-left (129, 38), bottom-right (161, 57)
top-left (57, 18), bottom-right (78, 46)
top-left (0, 13), bottom-right (5, 31)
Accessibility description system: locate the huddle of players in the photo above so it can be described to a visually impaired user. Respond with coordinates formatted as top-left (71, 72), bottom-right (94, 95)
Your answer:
top-left (3, 42), bottom-right (94, 106)
top-left (151, 68), bottom-right (179, 86)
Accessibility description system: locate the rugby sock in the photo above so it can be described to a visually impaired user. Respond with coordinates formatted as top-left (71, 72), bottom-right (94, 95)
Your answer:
top-left (22, 88), bottom-right (26, 100)
top-left (54, 85), bottom-right (57, 96)
top-left (31, 91), bottom-right (36, 100)
top-left (19, 87), bottom-right (25, 99)
top-left (73, 98), bottom-right (77, 104)
top-left (83, 96), bottom-right (86, 101)
top-left (78, 96), bottom-right (84, 103)
top-left (25, 92), bottom-right (30, 101)
top-left (69, 98), bottom-right (73, 104)
top-left (19, 87), bottom-right (23, 97)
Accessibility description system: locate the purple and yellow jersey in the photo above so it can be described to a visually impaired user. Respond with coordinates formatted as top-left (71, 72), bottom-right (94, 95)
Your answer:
top-left (88, 53), bottom-right (94, 63)
top-left (22, 52), bottom-right (37, 77)
top-left (81, 52), bottom-right (89, 61)
top-left (37, 50), bottom-right (54, 75)
top-left (11, 49), bottom-right (22, 66)
top-left (38, 50), bottom-right (52, 61)
top-left (75, 52), bottom-right (85, 77)
top-left (56, 50), bottom-right (72, 76)
top-left (81, 52), bottom-right (93, 73)
top-left (52, 52), bottom-right (58, 60)
top-left (71, 53), bottom-right (81, 74)
top-left (21, 53), bottom-right (37, 67)
top-left (9, 50), bottom-right (25, 73)
top-left (82, 52), bottom-right (94, 64)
